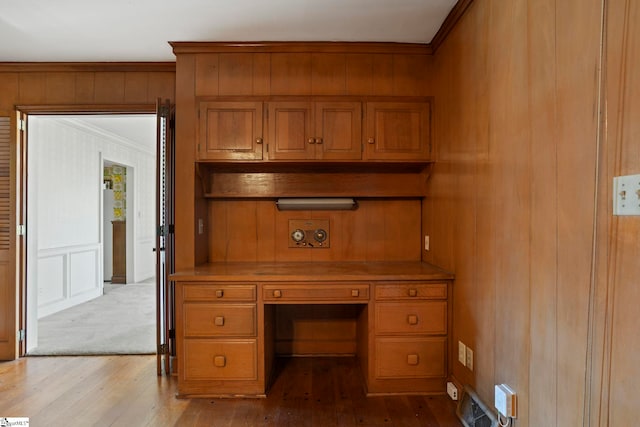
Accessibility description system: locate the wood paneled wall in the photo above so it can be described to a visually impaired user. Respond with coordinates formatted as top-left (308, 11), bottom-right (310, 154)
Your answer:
top-left (0, 63), bottom-right (175, 360)
top-left (426, 0), bottom-right (640, 425)
top-left (208, 199), bottom-right (422, 263)
top-left (596, 1), bottom-right (640, 425)
top-left (0, 64), bottom-right (174, 113)
top-left (172, 43), bottom-right (433, 98)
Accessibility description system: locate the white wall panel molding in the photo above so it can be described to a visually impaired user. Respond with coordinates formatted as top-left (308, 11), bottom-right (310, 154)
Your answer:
top-left (69, 248), bottom-right (100, 296)
top-left (37, 254), bottom-right (66, 307)
top-left (135, 237), bottom-right (156, 282)
top-left (36, 243), bottom-right (102, 319)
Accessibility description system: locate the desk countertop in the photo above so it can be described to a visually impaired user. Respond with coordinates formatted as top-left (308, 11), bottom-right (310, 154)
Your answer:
top-left (171, 261), bottom-right (454, 282)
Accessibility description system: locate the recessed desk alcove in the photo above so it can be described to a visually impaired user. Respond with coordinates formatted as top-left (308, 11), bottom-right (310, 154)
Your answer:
top-left (170, 42), bottom-right (452, 400)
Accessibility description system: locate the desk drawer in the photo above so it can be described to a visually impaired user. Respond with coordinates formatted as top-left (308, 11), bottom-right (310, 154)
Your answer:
top-left (375, 283), bottom-right (447, 300)
top-left (184, 303), bottom-right (256, 337)
top-left (182, 284), bottom-right (257, 302)
top-left (183, 339), bottom-right (257, 381)
top-left (375, 301), bottom-right (447, 335)
top-left (375, 337), bottom-right (446, 379)
top-left (263, 283), bottom-right (369, 303)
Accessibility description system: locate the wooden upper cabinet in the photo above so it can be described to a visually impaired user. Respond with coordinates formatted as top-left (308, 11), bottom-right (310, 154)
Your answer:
top-left (364, 102), bottom-right (432, 160)
top-left (268, 101), bottom-right (362, 161)
top-left (267, 101), bottom-right (314, 160)
top-left (198, 101), bottom-right (264, 160)
top-left (315, 102), bottom-right (362, 160)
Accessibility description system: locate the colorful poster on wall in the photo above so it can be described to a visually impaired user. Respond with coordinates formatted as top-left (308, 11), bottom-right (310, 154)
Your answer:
top-left (104, 165), bottom-right (126, 220)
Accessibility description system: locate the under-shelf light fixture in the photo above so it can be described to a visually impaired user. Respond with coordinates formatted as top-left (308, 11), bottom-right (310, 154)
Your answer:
top-left (276, 198), bottom-right (357, 211)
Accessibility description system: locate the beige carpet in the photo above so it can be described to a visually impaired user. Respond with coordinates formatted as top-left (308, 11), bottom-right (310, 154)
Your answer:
top-left (28, 280), bottom-right (156, 355)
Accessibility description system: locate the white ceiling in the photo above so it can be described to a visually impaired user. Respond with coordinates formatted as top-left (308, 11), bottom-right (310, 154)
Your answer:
top-left (0, 0), bottom-right (457, 62)
top-left (53, 115), bottom-right (157, 153)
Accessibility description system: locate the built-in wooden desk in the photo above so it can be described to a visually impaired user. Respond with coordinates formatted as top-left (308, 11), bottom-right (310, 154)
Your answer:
top-left (172, 262), bottom-right (454, 398)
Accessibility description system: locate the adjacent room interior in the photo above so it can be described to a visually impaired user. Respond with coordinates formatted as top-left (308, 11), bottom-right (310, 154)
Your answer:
top-left (25, 114), bottom-right (157, 355)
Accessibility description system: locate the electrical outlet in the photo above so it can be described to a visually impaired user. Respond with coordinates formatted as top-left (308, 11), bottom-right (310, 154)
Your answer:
top-left (466, 347), bottom-right (473, 371)
top-left (458, 341), bottom-right (466, 366)
top-left (495, 384), bottom-right (517, 418)
top-left (424, 235), bottom-right (430, 251)
top-left (446, 382), bottom-right (458, 400)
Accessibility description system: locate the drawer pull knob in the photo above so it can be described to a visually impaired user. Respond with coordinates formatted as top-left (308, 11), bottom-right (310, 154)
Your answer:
top-left (368, 137), bottom-right (375, 144)
top-left (407, 354), bottom-right (419, 365)
top-left (315, 137), bottom-right (323, 144)
top-left (351, 289), bottom-right (360, 297)
top-left (273, 290), bottom-right (282, 298)
top-left (407, 314), bottom-right (418, 325)
top-left (308, 137), bottom-right (316, 144)
top-left (408, 288), bottom-right (418, 297)
top-left (214, 316), bottom-right (225, 326)
top-left (215, 290), bottom-right (224, 298)
top-left (214, 355), bottom-right (226, 367)
top-left (256, 137), bottom-right (263, 144)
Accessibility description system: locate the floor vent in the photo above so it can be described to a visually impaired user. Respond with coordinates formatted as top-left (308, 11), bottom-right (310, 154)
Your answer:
top-left (456, 385), bottom-right (498, 427)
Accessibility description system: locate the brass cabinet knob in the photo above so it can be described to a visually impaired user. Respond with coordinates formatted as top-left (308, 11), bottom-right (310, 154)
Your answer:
top-left (367, 137), bottom-right (375, 144)
top-left (407, 314), bottom-right (418, 325)
top-left (407, 354), bottom-right (419, 365)
top-left (214, 355), bottom-right (226, 367)
top-left (215, 289), bottom-right (224, 298)
top-left (315, 137), bottom-right (323, 144)
top-left (351, 289), bottom-right (360, 297)
top-left (256, 137), bottom-right (263, 144)
top-left (214, 316), bottom-right (225, 326)
top-left (408, 288), bottom-right (418, 297)
top-left (308, 137), bottom-right (316, 144)
top-left (273, 289), bottom-right (282, 298)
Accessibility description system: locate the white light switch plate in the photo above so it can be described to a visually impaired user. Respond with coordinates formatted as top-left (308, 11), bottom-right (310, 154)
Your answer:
top-left (613, 174), bottom-right (640, 216)
top-left (458, 341), bottom-right (466, 366)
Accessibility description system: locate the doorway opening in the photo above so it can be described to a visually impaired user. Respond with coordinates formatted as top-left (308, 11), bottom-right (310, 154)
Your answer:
top-left (25, 114), bottom-right (157, 355)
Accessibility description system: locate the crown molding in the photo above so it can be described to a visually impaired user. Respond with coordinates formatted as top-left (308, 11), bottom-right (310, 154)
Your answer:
top-left (430, 0), bottom-right (475, 53)
top-left (0, 62), bottom-right (175, 73)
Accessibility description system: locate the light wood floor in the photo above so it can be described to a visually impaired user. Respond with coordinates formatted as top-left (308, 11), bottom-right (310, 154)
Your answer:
top-left (0, 355), bottom-right (462, 426)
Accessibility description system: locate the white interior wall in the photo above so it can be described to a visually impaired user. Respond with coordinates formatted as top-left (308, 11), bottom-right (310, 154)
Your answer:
top-left (26, 115), bottom-right (155, 352)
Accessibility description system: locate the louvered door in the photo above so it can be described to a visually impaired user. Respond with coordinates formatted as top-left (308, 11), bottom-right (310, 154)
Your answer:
top-left (0, 116), bottom-right (18, 360)
top-left (0, 118), bottom-right (11, 250)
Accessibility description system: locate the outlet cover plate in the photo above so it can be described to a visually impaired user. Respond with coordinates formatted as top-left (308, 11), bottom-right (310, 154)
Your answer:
top-left (466, 347), bottom-right (473, 371)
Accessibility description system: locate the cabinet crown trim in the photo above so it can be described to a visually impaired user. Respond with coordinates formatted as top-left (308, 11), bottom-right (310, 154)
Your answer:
top-left (170, 41), bottom-right (432, 55)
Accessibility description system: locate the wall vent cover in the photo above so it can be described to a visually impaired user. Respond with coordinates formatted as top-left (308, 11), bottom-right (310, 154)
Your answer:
top-left (456, 385), bottom-right (497, 427)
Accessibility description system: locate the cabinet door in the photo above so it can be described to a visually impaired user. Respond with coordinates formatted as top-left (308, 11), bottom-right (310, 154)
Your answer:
top-left (268, 101), bottom-right (314, 160)
top-left (365, 102), bottom-right (431, 160)
top-left (199, 101), bottom-right (264, 160)
top-left (315, 102), bottom-right (362, 160)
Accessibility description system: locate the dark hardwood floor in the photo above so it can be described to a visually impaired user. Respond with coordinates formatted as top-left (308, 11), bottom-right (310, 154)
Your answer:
top-left (0, 355), bottom-right (462, 426)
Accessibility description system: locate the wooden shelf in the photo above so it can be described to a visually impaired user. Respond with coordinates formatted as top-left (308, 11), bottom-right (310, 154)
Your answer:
top-left (198, 162), bottom-right (433, 199)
